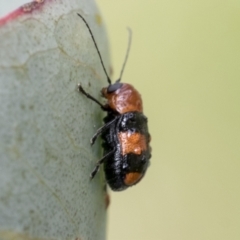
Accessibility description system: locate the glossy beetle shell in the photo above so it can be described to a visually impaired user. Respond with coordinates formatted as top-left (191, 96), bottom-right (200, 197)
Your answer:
top-left (102, 110), bottom-right (151, 191)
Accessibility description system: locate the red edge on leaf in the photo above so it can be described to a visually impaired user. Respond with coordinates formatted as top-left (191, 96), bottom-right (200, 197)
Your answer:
top-left (0, 0), bottom-right (49, 27)
top-left (105, 192), bottom-right (110, 209)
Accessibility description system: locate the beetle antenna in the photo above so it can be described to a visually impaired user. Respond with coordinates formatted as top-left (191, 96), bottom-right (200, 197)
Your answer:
top-left (118, 27), bottom-right (132, 82)
top-left (77, 13), bottom-right (112, 85)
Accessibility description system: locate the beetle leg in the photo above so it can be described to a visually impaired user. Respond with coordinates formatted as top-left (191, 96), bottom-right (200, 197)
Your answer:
top-left (90, 149), bottom-right (115, 179)
top-left (78, 84), bottom-right (107, 110)
top-left (90, 117), bottom-right (117, 145)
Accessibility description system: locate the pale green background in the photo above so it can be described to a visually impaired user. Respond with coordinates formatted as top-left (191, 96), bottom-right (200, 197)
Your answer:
top-left (96, 1), bottom-right (240, 240)
top-left (1, 1), bottom-right (239, 240)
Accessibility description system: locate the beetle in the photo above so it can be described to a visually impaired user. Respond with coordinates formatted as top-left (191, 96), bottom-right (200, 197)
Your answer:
top-left (77, 13), bottom-right (151, 191)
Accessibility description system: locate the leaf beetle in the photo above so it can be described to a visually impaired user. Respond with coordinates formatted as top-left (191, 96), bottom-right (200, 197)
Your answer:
top-left (77, 13), bottom-right (151, 191)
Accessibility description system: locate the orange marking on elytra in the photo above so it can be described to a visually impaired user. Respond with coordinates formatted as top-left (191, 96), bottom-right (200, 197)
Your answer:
top-left (124, 172), bottom-right (143, 185)
top-left (118, 132), bottom-right (147, 155)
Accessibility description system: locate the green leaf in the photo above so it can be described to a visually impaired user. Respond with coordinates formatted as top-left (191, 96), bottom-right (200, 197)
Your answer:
top-left (0, 1), bottom-right (110, 239)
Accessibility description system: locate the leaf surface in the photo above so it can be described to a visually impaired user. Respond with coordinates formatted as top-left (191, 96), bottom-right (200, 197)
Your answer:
top-left (0, 0), bottom-right (110, 239)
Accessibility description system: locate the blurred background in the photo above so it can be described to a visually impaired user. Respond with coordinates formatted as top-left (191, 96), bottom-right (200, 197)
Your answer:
top-left (1, 1), bottom-right (240, 240)
top-left (96, 1), bottom-right (240, 240)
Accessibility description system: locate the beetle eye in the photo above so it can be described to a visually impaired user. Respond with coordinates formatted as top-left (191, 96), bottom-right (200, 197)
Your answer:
top-left (128, 113), bottom-right (136, 123)
top-left (128, 113), bottom-right (133, 118)
top-left (107, 82), bottom-right (123, 93)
